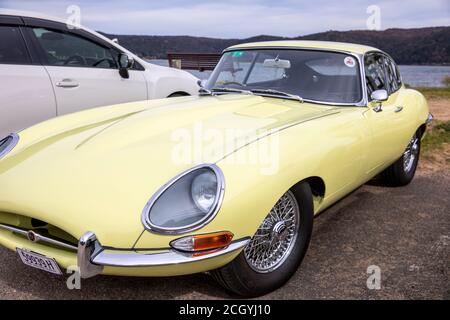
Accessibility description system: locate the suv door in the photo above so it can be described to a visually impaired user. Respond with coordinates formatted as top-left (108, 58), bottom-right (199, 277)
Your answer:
top-left (363, 53), bottom-right (408, 174)
top-left (28, 26), bottom-right (147, 116)
top-left (0, 18), bottom-right (56, 137)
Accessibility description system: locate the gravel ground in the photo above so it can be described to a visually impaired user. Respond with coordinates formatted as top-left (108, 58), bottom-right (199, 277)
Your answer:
top-left (0, 169), bottom-right (448, 300)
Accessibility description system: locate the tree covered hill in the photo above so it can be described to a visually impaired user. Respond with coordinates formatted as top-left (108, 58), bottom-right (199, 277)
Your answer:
top-left (101, 26), bottom-right (450, 65)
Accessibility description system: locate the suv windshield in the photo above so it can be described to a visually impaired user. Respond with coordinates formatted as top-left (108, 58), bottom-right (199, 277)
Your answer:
top-left (206, 49), bottom-right (362, 104)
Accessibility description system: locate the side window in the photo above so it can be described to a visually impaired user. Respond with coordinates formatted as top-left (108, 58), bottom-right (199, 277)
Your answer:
top-left (364, 54), bottom-right (387, 98)
top-left (391, 60), bottom-right (402, 89)
top-left (0, 26), bottom-right (31, 65)
top-left (32, 28), bottom-right (118, 69)
top-left (384, 57), bottom-right (400, 93)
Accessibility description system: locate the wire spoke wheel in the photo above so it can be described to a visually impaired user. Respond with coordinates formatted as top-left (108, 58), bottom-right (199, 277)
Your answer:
top-left (403, 134), bottom-right (419, 173)
top-left (244, 191), bottom-right (300, 273)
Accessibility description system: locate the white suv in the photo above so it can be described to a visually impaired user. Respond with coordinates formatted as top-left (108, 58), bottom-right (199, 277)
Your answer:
top-left (0, 10), bottom-right (200, 137)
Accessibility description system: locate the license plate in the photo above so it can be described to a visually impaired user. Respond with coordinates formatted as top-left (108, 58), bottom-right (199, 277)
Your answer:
top-left (16, 248), bottom-right (63, 275)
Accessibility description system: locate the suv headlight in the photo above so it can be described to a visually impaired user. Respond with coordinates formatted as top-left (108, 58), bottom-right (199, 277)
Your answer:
top-left (141, 164), bottom-right (225, 235)
top-left (0, 133), bottom-right (19, 159)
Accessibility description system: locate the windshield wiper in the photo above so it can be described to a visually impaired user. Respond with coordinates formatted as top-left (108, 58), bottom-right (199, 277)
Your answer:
top-left (199, 87), bottom-right (212, 95)
top-left (250, 89), bottom-right (303, 103)
top-left (199, 87), bottom-right (253, 96)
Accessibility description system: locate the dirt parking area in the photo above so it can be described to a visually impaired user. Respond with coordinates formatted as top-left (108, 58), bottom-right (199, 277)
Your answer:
top-left (0, 99), bottom-right (448, 300)
top-left (429, 98), bottom-right (450, 121)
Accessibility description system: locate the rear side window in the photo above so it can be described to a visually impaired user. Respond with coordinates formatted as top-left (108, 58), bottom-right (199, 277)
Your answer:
top-left (384, 57), bottom-right (401, 93)
top-left (0, 26), bottom-right (31, 65)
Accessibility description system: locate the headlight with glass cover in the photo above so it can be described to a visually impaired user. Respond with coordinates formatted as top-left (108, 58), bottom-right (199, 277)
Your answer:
top-left (141, 164), bottom-right (225, 235)
top-left (0, 133), bottom-right (19, 159)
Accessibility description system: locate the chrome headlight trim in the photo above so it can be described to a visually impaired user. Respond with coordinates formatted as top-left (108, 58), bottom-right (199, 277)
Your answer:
top-left (141, 164), bottom-right (225, 235)
top-left (0, 133), bottom-right (19, 159)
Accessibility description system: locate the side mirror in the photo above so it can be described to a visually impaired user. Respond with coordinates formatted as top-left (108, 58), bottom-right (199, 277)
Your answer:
top-left (197, 79), bottom-right (208, 88)
top-left (118, 53), bottom-right (134, 79)
top-left (370, 89), bottom-right (388, 103)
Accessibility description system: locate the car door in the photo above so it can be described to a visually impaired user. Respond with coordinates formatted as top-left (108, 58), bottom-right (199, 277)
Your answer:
top-left (363, 53), bottom-right (409, 175)
top-left (0, 18), bottom-right (56, 137)
top-left (27, 25), bottom-right (147, 116)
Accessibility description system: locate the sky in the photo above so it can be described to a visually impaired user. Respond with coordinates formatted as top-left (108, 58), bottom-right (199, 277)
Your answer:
top-left (0, 0), bottom-right (449, 38)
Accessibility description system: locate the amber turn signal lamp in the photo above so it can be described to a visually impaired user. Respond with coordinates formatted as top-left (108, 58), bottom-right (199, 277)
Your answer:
top-left (170, 231), bottom-right (234, 252)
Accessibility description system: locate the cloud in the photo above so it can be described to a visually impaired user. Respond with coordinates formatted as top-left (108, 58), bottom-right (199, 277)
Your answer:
top-left (0, 0), bottom-right (448, 37)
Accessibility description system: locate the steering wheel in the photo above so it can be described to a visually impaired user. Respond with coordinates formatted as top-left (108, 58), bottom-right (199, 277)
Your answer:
top-left (63, 55), bottom-right (87, 66)
top-left (93, 58), bottom-right (112, 67)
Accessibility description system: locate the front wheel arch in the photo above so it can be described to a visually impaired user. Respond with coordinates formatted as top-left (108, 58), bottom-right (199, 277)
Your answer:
top-left (211, 181), bottom-right (314, 297)
top-left (291, 176), bottom-right (326, 213)
top-left (168, 91), bottom-right (190, 98)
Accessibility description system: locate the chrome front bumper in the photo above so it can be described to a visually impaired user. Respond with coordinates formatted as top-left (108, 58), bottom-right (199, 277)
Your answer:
top-left (0, 223), bottom-right (250, 278)
top-left (78, 232), bottom-right (250, 278)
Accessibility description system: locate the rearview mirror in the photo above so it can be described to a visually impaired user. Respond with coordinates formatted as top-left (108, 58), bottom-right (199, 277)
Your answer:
top-left (263, 58), bottom-right (291, 69)
top-left (370, 89), bottom-right (388, 102)
top-left (118, 53), bottom-right (134, 79)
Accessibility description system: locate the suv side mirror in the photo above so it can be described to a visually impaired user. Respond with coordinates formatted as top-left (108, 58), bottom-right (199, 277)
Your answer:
top-left (197, 79), bottom-right (207, 88)
top-left (118, 53), bottom-right (134, 79)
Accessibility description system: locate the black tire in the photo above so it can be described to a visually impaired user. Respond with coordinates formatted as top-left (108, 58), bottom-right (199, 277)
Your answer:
top-left (381, 131), bottom-right (421, 187)
top-left (211, 182), bottom-right (314, 297)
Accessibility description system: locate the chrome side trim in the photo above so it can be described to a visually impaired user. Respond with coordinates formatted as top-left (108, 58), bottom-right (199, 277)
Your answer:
top-left (92, 238), bottom-right (250, 268)
top-left (141, 163), bottom-right (225, 235)
top-left (0, 223), bottom-right (77, 251)
top-left (217, 111), bottom-right (340, 163)
top-left (0, 133), bottom-right (19, 159)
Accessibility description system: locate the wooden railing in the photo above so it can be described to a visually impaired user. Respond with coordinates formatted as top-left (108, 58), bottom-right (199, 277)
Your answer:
top-left (167, 53), bottom-right (221, 71)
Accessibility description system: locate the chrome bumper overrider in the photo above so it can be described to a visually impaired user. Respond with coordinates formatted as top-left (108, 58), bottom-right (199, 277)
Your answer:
top-left (78, 232), bottom-right (250, 278)
top-left (426, 113), bottom-right (433, 125)
top-left (0, 223), bottom-right (250, 278)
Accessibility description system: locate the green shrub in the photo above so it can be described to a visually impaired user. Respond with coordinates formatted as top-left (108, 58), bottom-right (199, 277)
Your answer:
top-left (442, 76), bottom-right (450, 87)
top-left (436, 121), bottom-right (450, 132)
top-left (422, 120), bottom-right (450, 153)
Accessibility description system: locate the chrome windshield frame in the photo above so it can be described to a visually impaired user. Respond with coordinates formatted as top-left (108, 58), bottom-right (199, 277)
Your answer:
top-left (217, 46), bottom-right (369, 107)
top-left (0, 133), bottom-right (20, 159)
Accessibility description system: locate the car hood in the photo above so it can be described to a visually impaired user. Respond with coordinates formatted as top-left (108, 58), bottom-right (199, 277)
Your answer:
top-left (0, 95), bottom-right (338, 247)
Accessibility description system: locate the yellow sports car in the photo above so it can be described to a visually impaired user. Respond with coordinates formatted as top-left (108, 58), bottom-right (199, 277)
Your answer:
top-left (0, 41), bottom-right (431, 297)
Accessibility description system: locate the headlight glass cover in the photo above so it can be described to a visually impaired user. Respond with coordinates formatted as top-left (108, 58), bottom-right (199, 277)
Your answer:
top-left (0, 133), bottom-right (19, 159)
top-left (142, 164), bottom-right (225, 234)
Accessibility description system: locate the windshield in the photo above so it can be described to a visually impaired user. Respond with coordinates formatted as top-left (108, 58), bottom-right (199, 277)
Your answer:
top-left (206, 49), bottom-right (362, 104)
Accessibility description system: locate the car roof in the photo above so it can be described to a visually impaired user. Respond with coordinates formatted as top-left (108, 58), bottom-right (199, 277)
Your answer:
top-left (227, 40), bottom-right (381, 55)
top-left (0, 9), bottom-right (147, 63)
top-left (0, 9), bottom-right (78, 26)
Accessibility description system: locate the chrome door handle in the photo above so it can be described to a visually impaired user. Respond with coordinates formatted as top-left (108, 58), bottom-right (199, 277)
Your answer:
top-left (395, 106), bottom-right (403, 113)
top-left (56, 79), bottom-right (79, 88)
top-left (373, 105), bottom-right (383, 113)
